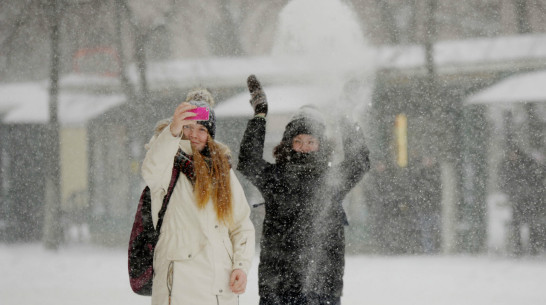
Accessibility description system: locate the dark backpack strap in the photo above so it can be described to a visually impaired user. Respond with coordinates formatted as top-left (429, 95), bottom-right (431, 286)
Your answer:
top-left (155, 149), bottom-right (185, 232)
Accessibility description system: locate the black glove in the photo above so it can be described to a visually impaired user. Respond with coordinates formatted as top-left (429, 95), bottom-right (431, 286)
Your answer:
top-left (247, 74), bottom-right (268, 116)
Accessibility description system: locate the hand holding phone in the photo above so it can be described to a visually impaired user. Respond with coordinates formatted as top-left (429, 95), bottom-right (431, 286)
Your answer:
top-left (187, 107), bottom-right (210, 121)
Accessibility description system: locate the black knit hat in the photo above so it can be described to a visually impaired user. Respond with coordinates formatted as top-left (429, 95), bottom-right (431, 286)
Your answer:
top-left (186, 89), bottom-right (216, 139)
top-left (281, 105), bottom-right (326, 143)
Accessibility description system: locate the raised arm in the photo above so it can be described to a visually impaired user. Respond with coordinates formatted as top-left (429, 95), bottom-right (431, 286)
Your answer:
top-left (237, 75), bottom-right (271, 189)
top-left (332, 120), bottom-right (371, 195)
top-left (142, 102), bottom-right (197, 193)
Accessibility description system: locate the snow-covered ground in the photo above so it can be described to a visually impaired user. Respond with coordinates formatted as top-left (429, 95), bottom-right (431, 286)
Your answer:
top-left (1, 243), bottom-right (545, 305)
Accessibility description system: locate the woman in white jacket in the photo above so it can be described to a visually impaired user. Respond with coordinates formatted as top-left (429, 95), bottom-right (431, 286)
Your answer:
top-left (142, 89), bottom-right (255, 305)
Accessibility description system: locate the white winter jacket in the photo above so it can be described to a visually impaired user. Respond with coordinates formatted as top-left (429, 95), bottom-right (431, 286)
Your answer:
top-left (142, 126), bottom-right (255, 305)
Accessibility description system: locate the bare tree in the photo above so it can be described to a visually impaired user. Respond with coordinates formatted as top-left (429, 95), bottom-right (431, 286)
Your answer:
top-left (0, 1), bottom-right (51, 81)
top-left (374, 0), bottom-right (400, 44)
top-left (514, 0), bottom-right (532, 34)
top-left (0, 2), bottom-right (32, 67)
top-left (122, 0), bottom-right (177, 99)
top-left (113, 0), bottom-right (136, 101)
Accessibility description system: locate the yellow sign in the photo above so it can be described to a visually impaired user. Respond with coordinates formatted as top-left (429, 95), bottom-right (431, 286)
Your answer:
top-left (394, 114), bottom-right (408, 167)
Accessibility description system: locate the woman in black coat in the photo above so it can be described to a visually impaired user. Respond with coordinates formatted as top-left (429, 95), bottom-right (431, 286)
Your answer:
top-left (237, 75), bottom-right (370, 305)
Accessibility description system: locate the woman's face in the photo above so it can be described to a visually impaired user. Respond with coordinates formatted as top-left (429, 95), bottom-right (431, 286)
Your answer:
top-left (292, 134), bottom-right (319, 153)
top-left (183, 124), bottom-right (208, 152)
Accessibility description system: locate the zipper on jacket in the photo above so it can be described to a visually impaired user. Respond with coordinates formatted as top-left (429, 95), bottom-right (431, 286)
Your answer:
top-left (167, 261), bottom-right (174, 305)
top-left (223, 239), bottom-right (234, 263)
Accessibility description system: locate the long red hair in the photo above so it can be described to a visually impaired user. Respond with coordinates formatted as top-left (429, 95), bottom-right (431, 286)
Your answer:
top-left (192, 135), bottom-right (233, 224)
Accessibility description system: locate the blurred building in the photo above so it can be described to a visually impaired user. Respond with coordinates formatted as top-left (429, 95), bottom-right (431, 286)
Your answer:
top-left (0, 0), bottom-right (545, 253)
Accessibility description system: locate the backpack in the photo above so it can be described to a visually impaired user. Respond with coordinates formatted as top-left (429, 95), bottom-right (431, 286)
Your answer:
top-left (128, 152), bottom-right (184, 296)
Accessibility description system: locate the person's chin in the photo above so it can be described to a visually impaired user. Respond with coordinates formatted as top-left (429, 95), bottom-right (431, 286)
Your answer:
top-left (191, 143), bottom-right (205, 152)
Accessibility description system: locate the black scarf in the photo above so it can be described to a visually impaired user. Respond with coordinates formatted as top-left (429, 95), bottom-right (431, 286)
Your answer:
top-left (282, 150), bottom-right (330, 178)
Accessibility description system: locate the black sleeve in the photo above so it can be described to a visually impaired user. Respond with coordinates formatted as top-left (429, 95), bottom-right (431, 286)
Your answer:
top-left (237, 117), bottom-right (271, 191)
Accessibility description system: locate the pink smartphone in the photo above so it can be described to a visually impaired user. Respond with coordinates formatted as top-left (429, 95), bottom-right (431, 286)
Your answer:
top-left (187, 107), bottom-right (210, 120)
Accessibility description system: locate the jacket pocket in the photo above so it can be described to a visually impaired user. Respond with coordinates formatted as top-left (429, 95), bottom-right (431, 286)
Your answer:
top-left (164, 236), bottom-right (207, 261)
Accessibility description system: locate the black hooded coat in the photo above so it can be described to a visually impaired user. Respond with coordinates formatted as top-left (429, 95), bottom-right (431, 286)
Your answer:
top-left (237, 116), bottom-right (370, 299)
